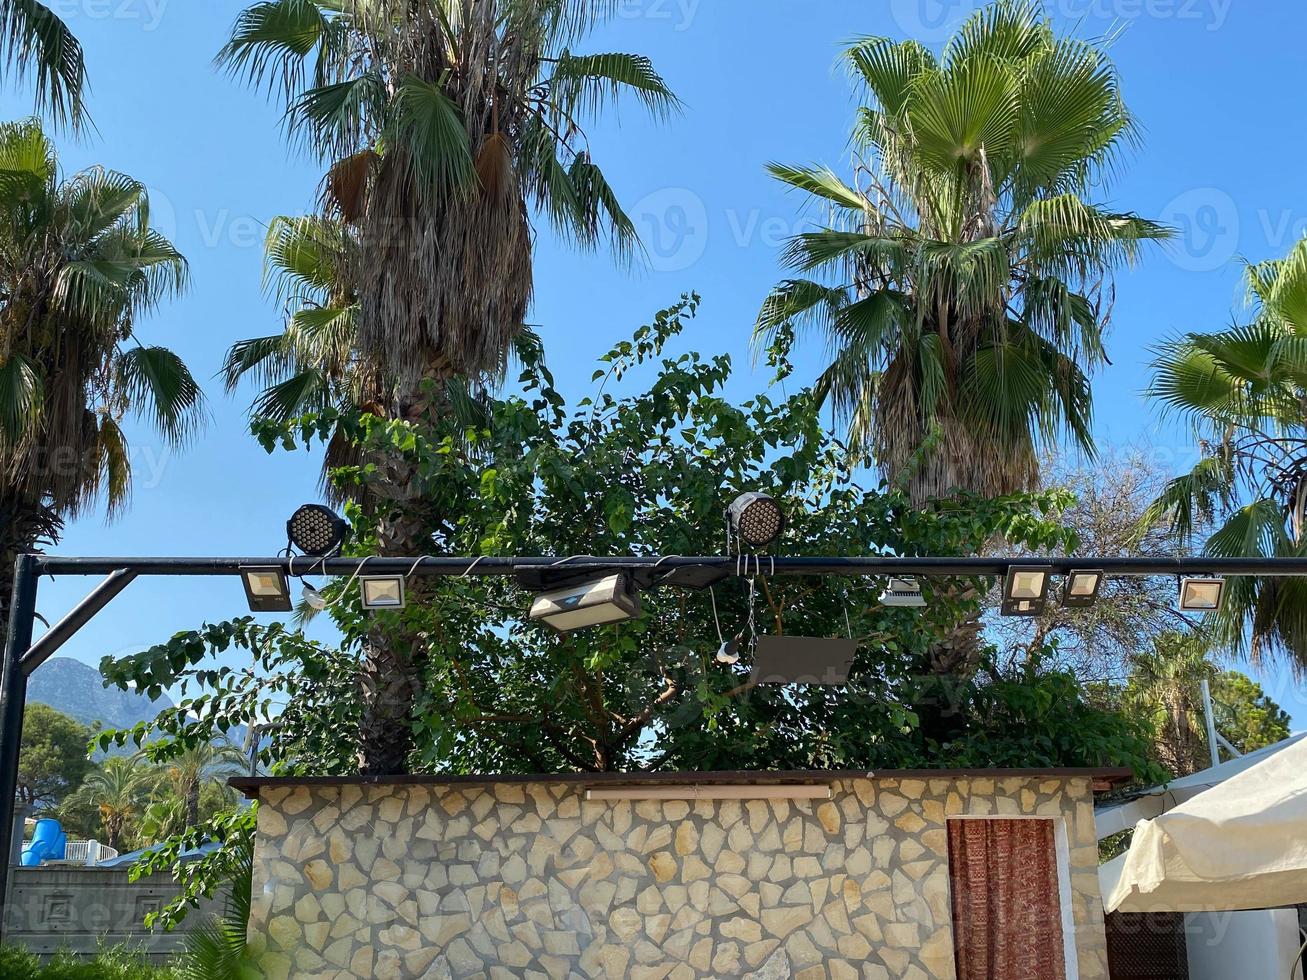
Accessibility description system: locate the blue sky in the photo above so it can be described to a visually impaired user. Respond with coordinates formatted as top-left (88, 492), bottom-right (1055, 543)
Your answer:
top-left (4, 0), bottom-right (1306, 727)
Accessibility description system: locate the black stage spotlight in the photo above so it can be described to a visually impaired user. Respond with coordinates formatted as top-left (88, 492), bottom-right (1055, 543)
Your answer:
top-left (287, 504), bottom-right (348, 557)
top-left (727, 493), bottom-right (785, 550)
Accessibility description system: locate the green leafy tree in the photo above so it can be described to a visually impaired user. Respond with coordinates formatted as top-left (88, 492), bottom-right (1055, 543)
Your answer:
top-left (106, 299), bottom-right (1159, 778)
top-left (67, 756), bottom-right (151, 852)
top-left (1210, 670), bottom-right (1291, 756)
top-left (219, 0), bottom-right (676, 773)
top-left (1114, 635), bottom-right (1292, 777)
top-left (0, 119), bottom-right (202, 615)
top-left (0, 1), bottom-right (88, 128)
top-left (102, 300), bottom-right (1163, 924)
top-left (1121, 632), bottom-right (1216, 777)
top-left (1140, 236), bottom-right (1307, 669)
top-left (16, 702), bottom-right (91, 808)
top-left (142, 739), bottom-right (247, 830)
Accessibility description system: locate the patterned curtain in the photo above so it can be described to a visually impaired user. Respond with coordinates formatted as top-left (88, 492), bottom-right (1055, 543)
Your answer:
top-left (948, 819), bottom-right (1068, 980)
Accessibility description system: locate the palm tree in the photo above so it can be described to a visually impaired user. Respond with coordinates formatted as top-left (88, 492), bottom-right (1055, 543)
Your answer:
top-left (220, 0), bottom-right (674, 773)
top-left (0, 119), bottom-right (202, 615)
top-left (0, 1), bottom-right (88, 128)
top-left (1122, 632), bottom-right (1217, 778)
top-left (69, 756), bottom-right (150, 852)
top-left (219, 0), bottom-right (675, 396)
top-left (755, 0), bottom-right (1168, 506)
top-left (1140, 237), bottom-right (1307, 670)
top-left (148, 740), bottom-right (247, 829)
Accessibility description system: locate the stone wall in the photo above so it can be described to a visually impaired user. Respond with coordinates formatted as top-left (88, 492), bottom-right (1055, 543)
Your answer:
top-left (246, 775), bottom-right (1107, 979)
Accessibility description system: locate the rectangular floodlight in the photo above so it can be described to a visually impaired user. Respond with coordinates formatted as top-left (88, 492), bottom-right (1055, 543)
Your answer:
top-left (529, 573), bottom-right (641, 633)
top-left (361, 575), bottom-right (407, 610)
top-left (1179, 577), bottom-right (1225, 612)
top-left (879, 577), bottom-right (926, 608)
top-left (1062, 570), bottom-right (1104, 608)
top-left (1002, 566), bottom-right (1052, 617)
top-left (241, 567), bottom-right (292, 613)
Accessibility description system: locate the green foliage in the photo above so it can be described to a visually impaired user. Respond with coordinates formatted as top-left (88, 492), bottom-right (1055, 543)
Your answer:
top-left (100, 297), bottom-right (1163, 924)
top-left (0, 944), bottom-right (176, 979)
top-left (755, 0), bottom-right (1168, 504)
top-left (1141, 237), bottom-right (1307, 669)
top-left (107, 295), bottom-right (1151, 780)
top-left (173, 844), bottom-right (257, 980)
top-left (1211, 670), bottom-right (1291, 755)
top-left (17, 703), bottom-right (92, 808)
top-left (0, 0), bottom-right (90, 129)
top-left (0, 119), bottom-right (201, 573)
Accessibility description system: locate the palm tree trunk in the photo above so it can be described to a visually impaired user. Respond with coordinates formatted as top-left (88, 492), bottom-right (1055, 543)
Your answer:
top-left (0, 496), bottom-right (62, 625)
top-left (355, 378), bottom-right (446, 776)
top-left (185, 782), bottom-right (200, 828)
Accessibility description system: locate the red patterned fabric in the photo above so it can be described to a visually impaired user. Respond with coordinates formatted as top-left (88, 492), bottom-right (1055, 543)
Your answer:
top-left (948, 819), bottom-right (1068, 980)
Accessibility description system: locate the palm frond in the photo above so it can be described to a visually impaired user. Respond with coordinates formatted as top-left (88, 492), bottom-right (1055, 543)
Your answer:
top-left (547, 51), bottom-right (680, 120)
top-left (0, 352), bottom-right (44, 446)
top-left (113, 346), bottom-right (206, 446)
top-left (0, 0), bottom-right (88, 129)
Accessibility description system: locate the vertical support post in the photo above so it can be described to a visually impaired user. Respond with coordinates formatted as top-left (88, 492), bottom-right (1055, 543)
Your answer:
top-left (0, 554), bottom-right (38, 938)
top-left (1201, 677), bottom-right (1221, 770)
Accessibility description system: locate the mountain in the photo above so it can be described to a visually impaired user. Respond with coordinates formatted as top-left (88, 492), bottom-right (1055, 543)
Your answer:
top-left (27, 657), bottom-right (172, 732)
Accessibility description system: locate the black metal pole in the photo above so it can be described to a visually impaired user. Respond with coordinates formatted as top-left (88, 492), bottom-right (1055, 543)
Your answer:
top-left (0, 555), bottom-right (39, 939)
top-left (19, 569), bottom-right (136, 676)
top-left (28, 554), bottom-right (1307, 578)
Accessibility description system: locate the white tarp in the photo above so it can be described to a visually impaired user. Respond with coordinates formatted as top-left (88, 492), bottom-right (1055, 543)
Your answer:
top-left (1105, 736), bottom-right (1307, 913)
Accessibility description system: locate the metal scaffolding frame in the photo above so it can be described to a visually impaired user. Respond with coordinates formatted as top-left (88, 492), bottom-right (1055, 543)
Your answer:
top-left (5, 551), bottom-right (1307, 927)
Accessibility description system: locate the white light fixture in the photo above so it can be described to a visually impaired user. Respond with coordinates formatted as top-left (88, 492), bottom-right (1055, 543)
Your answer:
top-left (360, 575), bottom-right (407, 610)
top-left (1179, 577), bottom-right (1225, 612)
top-left (585, 784), bottom-right (831, 802)
top-left (529, 573), bottom-right (641, 632)
top-left (879, 577), bottom-right (926, 608)
top-left (1062, 569), bottom-right (1104, 609)
top-left (301, 581), bottom-right (328, 611)
top-left (241, 567), bottom-right (292, 613)
top-left (1002, 566), bottom-right (1052, 617)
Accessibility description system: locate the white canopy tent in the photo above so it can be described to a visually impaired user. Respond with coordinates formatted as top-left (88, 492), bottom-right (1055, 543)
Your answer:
top-left (1103, 734), bottom-right (1307, 913)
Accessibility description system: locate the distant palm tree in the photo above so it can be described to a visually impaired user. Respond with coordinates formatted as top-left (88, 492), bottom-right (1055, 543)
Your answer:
top-left (756, 0), bottom-right (1168, 505)
top-left (0, 119), bottom-right (202, 616)
top-left (1140, 237), bottom-right (1307, 670)
top-left (1122, 632), bottom-right (1217, 777)
top-left (148, 740), bottom-right (247, 829)
top-left (69, 757), bottom-right (149, 852)
top-left (219, 0), bottom-right (674, 773)
top-left (0, 1), bottom-right (88, 128)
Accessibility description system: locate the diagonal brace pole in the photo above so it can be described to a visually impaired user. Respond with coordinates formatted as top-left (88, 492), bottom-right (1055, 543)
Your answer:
top-left (19, 569), bottom-right (136, 677)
